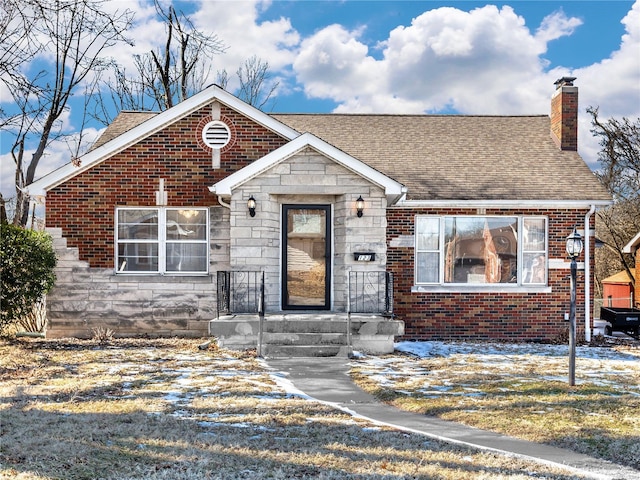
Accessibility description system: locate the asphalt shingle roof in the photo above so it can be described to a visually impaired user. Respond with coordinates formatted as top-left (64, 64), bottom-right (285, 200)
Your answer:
top-left (91, 111), bottom-right (158, 150)
top-left (93, 110), bottom-right (611, 202)
top-left (272, 114), bottom-right (611, 202)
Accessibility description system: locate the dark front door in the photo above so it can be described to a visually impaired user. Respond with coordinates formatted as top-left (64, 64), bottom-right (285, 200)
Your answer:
top-left (282, 205), bottom-right (331, 310)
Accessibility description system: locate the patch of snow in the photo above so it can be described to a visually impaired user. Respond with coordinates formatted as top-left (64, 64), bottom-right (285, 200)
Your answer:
top-left (351, 341), bottom-right (640, 399)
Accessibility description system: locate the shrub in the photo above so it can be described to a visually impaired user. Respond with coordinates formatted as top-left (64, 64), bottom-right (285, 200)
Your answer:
top-left (0, 223), bottom-right (56, 333)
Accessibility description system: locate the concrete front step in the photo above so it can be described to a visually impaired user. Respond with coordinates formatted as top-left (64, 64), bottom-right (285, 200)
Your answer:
top-left (209, 313), bottom-right (404, 357)
top-left (265, 320), bottom-right (352, 334)
top-left (263, 344), bottom-right (351, 358)
top-left (263, 332), bottom-right (347, 345)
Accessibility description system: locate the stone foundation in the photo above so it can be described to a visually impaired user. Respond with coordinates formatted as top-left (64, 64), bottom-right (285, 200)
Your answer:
top-left (45, 228), bottom-right (215, 338)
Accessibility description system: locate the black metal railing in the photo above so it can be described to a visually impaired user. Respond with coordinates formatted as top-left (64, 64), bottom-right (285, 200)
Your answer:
top-left (216, 271), bottom-right (264, 316)
top-left (348, 271), bottom-right (393, 316)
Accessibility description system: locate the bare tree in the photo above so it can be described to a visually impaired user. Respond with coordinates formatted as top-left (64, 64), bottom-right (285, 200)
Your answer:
top-left (0, 0), bottom-right (38, 129)
top-left (589, 107), bottom-right (640, 291)
top-left (93, 0), bottom-right (226, 125)
top-left (215, 55), bottom-right (279, 110)
top-left (595, 201), bottom-right (640, 294)
top-left (589, 107), bottom-right (640, 202)
top-left (1, 0), bottom-right (134, 226)
top-left (236, 55), bottom-right (279, 110)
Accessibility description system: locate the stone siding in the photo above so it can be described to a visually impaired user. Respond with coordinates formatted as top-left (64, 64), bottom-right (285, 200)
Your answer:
top-left (45, 228), bottom-right (216, 339)
top-left (228, 148), bottom-right (388, 312)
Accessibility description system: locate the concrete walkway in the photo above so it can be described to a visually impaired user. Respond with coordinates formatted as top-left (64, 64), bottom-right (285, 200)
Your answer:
top-left (264, 357), bottom-right (640, 480)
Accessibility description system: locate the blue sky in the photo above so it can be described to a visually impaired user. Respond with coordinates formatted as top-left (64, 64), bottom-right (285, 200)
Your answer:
top-left (1, 0), bottom-right (639, 198)
top-left (259, 0), bottom-right (635, 112)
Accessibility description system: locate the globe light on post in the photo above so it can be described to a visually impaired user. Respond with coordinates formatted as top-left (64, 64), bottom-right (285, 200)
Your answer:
top-left (565, 226), bottom-right (583, 386)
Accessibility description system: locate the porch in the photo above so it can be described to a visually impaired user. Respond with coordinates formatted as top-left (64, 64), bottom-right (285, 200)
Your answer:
top-left (208, 271), bottom-right (404, 357)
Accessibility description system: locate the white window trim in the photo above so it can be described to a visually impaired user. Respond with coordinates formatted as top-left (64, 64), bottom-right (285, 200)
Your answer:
top-left (413, 215), bottom-right (550, 292)
top-left (115, 207), bottom-right (209, 275)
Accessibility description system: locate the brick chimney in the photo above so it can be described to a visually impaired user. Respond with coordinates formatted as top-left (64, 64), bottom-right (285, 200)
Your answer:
top-left (550, 76), bottom-right (578, 151)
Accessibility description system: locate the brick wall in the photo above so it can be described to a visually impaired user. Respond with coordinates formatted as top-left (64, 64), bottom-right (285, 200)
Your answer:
top-left (550, 83), bottom-right (578, 151)
top-left (635, 248), bottom-right (640, 308)
top-left (46, 104), bottom-right (289, 268)
top-left (387, 207), bottom-right (594, 342)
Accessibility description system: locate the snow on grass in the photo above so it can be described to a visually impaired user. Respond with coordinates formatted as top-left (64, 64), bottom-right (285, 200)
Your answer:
top-left (4, 338), bottom-right (629, 479)
top-left (353, 341), bottom-right (640, 396)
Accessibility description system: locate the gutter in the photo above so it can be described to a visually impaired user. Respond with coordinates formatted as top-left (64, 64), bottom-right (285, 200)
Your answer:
top-left (584, 204), bottom-right (597, 342)
top-left (392, 199), bottom-right (613, 209)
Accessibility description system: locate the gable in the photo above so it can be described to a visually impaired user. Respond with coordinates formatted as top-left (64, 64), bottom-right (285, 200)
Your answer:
top-left (602, 270), bottom-right (635, 284)
top-left (210, 132), bottom-right (405, 205)
top-left (27, 85), bottom-right (300, 195)
top-left (624, 231), bottom-right (640, 253)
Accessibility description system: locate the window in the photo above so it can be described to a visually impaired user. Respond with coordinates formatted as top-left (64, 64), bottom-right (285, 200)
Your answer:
top-left (522, 218), bottom-right (547, 285)
top-left (116, 208), bottom-right (208, 274)
top-left (415, 216), bottom-right (547, 286)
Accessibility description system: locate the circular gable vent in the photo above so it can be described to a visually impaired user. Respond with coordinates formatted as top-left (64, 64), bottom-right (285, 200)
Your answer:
top-left (201, 120), bottom-right (231, 149)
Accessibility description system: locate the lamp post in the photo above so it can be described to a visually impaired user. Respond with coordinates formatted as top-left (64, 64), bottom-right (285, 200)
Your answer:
top-left (566, 226), bottom-right (583, 386)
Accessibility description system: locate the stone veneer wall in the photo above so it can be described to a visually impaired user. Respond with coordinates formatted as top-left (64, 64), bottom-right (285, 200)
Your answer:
top-left (44, 206), bottom-right (228, 338)
top-left (227, 147), bottom-right (388, 312)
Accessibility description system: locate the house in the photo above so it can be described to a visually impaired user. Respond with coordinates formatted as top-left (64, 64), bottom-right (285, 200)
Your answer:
top-left (27, 77), bottom-right (612, 354)
top-left (623, 231), bottom-right (640, 308)
top-left (601, 270), bottom-right (635, 308)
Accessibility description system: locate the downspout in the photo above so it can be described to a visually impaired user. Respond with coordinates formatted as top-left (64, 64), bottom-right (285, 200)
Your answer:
top-left (584, 204), bottom-right (597, 342)
top-left (217, 196), bottom-right (231, 209)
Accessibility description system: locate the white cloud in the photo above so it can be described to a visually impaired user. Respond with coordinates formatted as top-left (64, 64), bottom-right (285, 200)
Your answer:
top-left (0, 153), bottom-right (17, 200)
top-left (294, 24), bottom-right (380, 102)
top-left (294, 5), bottom-right (558, 115)
top-left (535, 9), bottom-right (583, 43)
top-left (0, 127), bottom-right (103, 200)
top-left (193, 0), bottom-right (299, 91)
top-left (291, 2), bottom-right (639, 168)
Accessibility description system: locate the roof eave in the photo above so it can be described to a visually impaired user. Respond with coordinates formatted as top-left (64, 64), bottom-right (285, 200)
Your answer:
top-left (392, 199), bottom-right (614, 209)
top-left (210, 133), bottom-right (406, 202)
top-left (623, 231), bottom-right (640, 253)
top-left (27, 85), bottom-right (301, 196)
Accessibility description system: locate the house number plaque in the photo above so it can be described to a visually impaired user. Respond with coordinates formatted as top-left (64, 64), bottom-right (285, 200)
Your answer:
top-left (354, 252), bottom-right (375, 262)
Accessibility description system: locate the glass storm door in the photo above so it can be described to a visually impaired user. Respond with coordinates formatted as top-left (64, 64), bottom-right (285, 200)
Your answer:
top-left (282, 205), bottom-right (331, 310)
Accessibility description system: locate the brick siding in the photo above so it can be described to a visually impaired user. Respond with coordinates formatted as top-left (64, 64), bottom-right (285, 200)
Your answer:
top-left (46, 105), bottom-right (289, 268)
top-left (387, 207), bottom-right (594, 342)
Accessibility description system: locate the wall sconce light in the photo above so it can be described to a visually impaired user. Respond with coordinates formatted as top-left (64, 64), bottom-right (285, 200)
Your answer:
top-left (356, 195), bottom-right (365, 218)
top-left (247, 196), bottom-right (256, 217)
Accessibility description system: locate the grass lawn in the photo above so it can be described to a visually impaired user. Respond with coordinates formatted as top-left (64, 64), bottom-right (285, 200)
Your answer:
top-left (351, 340), bottom-right (640, 472)
top-left (0, 337), bottom-right (597, 480)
